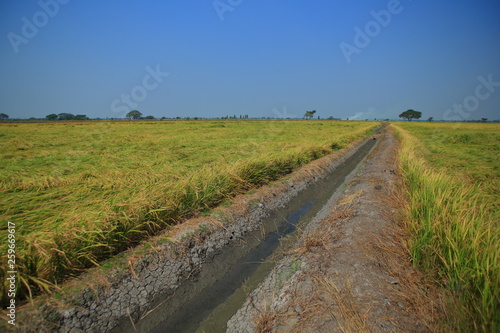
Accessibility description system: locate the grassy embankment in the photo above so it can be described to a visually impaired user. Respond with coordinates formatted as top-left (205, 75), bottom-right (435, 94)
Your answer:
top-left (0, 120), bottom-right (378, 304)
top-left (393, 122), bottom-right (499, 332)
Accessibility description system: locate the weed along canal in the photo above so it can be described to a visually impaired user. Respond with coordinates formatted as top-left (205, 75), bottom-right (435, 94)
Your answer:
top-left (134, 137), bottom-right (378, 333)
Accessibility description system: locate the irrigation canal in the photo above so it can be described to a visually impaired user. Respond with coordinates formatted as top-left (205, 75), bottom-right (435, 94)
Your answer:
top-left (136, 137), bottom-right (377, 333)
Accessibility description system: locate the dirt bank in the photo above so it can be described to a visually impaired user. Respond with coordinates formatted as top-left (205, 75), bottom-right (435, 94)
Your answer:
top-left (227, 129), bottom-right (444, 332)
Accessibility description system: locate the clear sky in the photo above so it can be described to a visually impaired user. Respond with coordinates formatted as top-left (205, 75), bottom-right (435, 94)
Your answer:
top-left (1, 0), bottom-right (499, 120)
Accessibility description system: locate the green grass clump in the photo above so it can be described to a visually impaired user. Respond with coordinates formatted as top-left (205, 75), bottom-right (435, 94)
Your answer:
top-left (393, 122), bottom-right (499, 332)
top-left (0, 120), bottom-right (377, 304)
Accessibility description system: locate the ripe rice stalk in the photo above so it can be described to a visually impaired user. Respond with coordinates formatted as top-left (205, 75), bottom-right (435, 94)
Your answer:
top-left (0, 120), bottom-right (378, 305)
top-left (393, 123), bottom-right (499, 332)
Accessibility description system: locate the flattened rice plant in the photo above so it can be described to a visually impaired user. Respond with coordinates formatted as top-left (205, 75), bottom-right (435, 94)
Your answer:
top-left (0, 120), bottom-right (377, 305)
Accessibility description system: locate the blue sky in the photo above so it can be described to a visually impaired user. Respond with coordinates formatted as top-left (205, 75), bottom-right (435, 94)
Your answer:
top-left (1, 0), bottom-right (499, 120)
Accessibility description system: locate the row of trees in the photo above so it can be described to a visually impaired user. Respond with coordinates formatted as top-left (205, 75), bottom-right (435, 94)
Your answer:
top-left (46, 113), bottom-right (90, 121)
top-left (0, 109), bottom-right (490, 122)
top-left (221, 114), bottom-right (250, 119)
top-left (0, 110), bottom-right (424, 121)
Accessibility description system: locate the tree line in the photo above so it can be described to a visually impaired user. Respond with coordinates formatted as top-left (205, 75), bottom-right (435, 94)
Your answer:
top-left (0, 109), bottom-right (494, 122)
top-left (45, 113), bottom-right (90, 120)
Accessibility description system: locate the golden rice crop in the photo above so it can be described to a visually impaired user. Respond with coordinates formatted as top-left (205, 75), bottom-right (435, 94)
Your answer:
top-left (0, 119), bottom-right (377, 304)
top-left (393, 122), bottom-right (499, 332)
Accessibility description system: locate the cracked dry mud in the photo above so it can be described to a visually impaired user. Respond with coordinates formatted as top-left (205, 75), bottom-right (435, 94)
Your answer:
top-left (227, 131), bottom-right (444, 333)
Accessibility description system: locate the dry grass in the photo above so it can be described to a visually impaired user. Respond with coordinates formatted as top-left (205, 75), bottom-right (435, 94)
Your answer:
top-left (337, 189), bottom-right (363, 207)
top-left (255, 309), bottom-right (278, 333)
top-left (363, 227), bottom-right (444, 332)
top-left (247, 289), bottom-right (279, 333)
top-left (317, 277), bottom-right (369, 333)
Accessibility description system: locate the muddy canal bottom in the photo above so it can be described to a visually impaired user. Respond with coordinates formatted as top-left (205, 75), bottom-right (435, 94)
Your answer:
top-left (143, 139), bottom-right (376, 333)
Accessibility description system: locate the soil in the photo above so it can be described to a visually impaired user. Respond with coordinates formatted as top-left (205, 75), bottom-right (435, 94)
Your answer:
top-left (227, 130), bottom-right (444, 332)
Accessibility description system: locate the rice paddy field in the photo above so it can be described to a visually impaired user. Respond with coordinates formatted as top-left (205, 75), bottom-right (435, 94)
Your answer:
top-left (393, 122), bottom-right (499, 332)
top-left (0, 120), bottom-right (378, 304)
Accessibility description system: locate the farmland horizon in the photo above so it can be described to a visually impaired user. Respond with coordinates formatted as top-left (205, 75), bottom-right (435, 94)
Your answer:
top-left (1, 115), bottom-right (499, 122)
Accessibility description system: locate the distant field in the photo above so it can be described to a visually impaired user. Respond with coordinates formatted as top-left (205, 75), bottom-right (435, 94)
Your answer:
top-left (393, 122), bottom-right (499, 332)
top-left (0, 120), bottom-right (377, 302)
top-left (395, 122), bottom-right (499, 197)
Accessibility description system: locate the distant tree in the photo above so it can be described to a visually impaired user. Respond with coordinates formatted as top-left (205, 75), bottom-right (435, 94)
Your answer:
top-left (304, 110), bottom-right (317, 119)
top-left (327, 116), bottom-right (335, 120)
top-left (29, 117), bottom-right (37, 120)
top-left (427, 117), bottom-right (434, 122)
top-left (0, 113), bottom-right (9, 120)
top-left (74, 114), bottom-right (89, 120)
top-left (144, 115), bottom-right (155, 119)
top-left (46, 114), bottom-right (58, 120)
top-left (481, 118), bottom-right (488, 123)
top-left (126, 110), bottom-right (142, 120)
top-left (58, 113), bottom-right (75, 120)
top-left (399, 109), bottom-right (422, 121)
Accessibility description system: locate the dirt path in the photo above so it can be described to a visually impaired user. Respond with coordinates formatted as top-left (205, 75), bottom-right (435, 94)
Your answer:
top-left (227, 130), bottom-right (443, 332)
